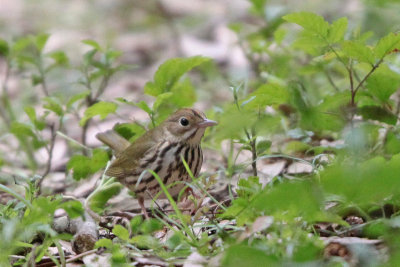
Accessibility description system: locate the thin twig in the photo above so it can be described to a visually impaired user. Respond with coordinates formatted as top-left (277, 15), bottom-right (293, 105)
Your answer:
top-left (353, 59), bottom-right (383, 96)
top-left (36, 124), bottom-right (57, 195)
top-left (324, 70), bottom-right (340, 92)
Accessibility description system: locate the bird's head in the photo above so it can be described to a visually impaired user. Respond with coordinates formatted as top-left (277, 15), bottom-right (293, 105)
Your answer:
top-left (162, 108), bottom-right (217, 144)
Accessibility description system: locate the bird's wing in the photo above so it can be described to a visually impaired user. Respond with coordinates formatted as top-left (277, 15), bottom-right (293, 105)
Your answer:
top-left (105, 128), bottom-right (159, 178)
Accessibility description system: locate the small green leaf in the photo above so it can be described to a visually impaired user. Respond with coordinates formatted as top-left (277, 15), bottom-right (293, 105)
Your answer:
top-left (48, 51), bottom-right (69, 66)
top-left (66, 90), bottom-right (91, 109)
top-left (135, 101), bottom-right (152, 114)
top-left (82, 39), bottom-right (102, 51)
top-left (144, 56), bottom-right (210, 96)
top-left (35, 33), bottom-right (50, 52)
top-left (327, 17), bottom-right (348, 43)
top-left (0, 38), bottom-right (9, 57)
top-left (283, 12), bottom-right (329, 38)
top-left (342, 41), bottom-right (374, 64)
top-left (24, 107), bottom-right (46, 130)
top-left (95, 238), bottom-right (113, 249)
top-left (113, 123), bottom-right (146, 142)
top-left (374, 32), bottom-right (400, 59)
top-left (113, 225), bottom-right (130, 241)
top-left (43, 97), bottom-right (63, 116)
top-left (80, 101), bottom-right (118, 126)
top-left (67, 149), bottom-right (109, 180)
top-left (88, 180), bottom-right (122, 213)
top-left (256, 140), bottom-right (271, 155)
top-left (59, 200), bottom-right (84, 219)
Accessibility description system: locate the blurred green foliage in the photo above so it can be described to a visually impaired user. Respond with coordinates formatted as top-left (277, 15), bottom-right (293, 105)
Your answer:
top-left (1, 0), bottom-right (400, 266)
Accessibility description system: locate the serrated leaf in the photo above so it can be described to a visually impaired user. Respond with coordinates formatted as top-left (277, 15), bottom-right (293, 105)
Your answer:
top-left (283, 12), bottom-right (329, 38)
top-left (43, 97), bottom-right (63, 116)
top-left (113, 225), bottom-right (130, 241)
top-left (374, 32), bottom-right (400, 59)
top-left (66, 90), bottom-right (90, 109)
top-left (366, 65), bottom-right (400, 102)
top-left (80, 101), bottom-right (118, 126)
top-left (342, 41), bottom-right (374, 64)
top-left (144, 56), bottom-right (210, 96)
top-left (328, 17), bottom-right (348, 43)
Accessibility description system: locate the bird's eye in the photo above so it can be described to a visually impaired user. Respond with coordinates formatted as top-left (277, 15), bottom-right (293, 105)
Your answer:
top-left (179, 117), bottom-right (189, 126)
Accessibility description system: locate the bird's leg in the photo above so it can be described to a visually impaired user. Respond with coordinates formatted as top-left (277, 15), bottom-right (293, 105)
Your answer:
top-left (138, 197), bottom-right (149, 219)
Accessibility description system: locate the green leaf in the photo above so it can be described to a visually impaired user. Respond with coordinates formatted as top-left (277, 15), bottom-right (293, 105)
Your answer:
top-left (48, 51), bottom-right (69, 66)
top-left (327, 17), bottom-right (348, 43)
top-left (358, 106), bottom-right (397, 125)
top-left (95, 238), bottom-right (113, 249)
top-left (374, 32), bottom-right (400, 59)
top-left (88, 179), bottom-right (122, 213)
top-left (222, 244), bottom-right (279, 267)
top-left (274, 28), bottom-right (287, 45)
top-left (43, 97), bottom-right (63, 116)
top-left (144, 56), bottom-right (210, 96)
top-left (248, 83), bottom-right (289, 107)
top-left (342, 41), bottom-right (374, 64)
top-left (135, 101), bottom-right (152, 114)
top-left (283, 12), bottom-right (329, 38)
top-left (170, 78), bottom-right (197, 107)
top-left (67, 149), bottom-right (109, 180)
top-left (80, 101), bottom-right (118, 126)
top-left (82, 39), bottom-right (102, 51)
top-left (256, 140), bottom-right (271, 155)
top-left (66, 90), bottom-right (90, 109)
top-left (59, 200), bottom-right (84, 219)
top-left (0, 38), bottom-right (9, 57)
top-left (113, 225), bottom-right (130, 241)
top-left (25, 106), bottom-right (45, 130)
top-left (153, 92), bottom-right (173, 111)
top-left (321, 156), bottom-right (400, 205)
top-left (113, 123), bottom-right (145, 142)
top-left (35, 33), bottom-right (50, 52)
top-left (130, 235), bottom-right (161, 249)
top-left (366, 65), bottom-right (400, 102)
top-left (252, 180), bottom-right (328, 222)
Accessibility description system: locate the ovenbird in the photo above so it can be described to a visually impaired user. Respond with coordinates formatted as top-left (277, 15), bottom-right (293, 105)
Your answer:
top-left (96, 108), bottom-right (217, 218)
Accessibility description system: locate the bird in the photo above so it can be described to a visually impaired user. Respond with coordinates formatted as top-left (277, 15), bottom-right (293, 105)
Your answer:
top-left (96, 108), bottom-right (217, 218)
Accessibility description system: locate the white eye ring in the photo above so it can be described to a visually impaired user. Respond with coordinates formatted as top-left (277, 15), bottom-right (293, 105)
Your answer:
top-left (179, 117), bottom-right (189, 126)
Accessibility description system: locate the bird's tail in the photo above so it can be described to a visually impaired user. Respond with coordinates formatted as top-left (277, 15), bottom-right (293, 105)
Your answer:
top-left (96, 130), bottom-right (130, 155)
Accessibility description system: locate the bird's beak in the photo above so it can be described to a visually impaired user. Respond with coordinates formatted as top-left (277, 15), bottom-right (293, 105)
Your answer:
top-left (197, 119), bottom-right (218, 128)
